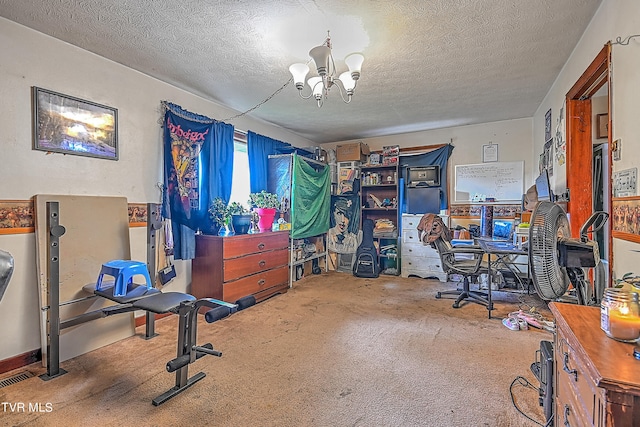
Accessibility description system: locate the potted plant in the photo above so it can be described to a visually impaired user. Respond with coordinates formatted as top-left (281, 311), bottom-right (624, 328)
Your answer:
top-left (228, 201), bottom-right (252, 235)
top-left (248, 191), bottom-right (280, 232)
top-left (208, 198), bottom-right (235, 236)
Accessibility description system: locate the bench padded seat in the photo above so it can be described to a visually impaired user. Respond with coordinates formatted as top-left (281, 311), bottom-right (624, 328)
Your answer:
top-left (133, 292), bottom-right (196, 314)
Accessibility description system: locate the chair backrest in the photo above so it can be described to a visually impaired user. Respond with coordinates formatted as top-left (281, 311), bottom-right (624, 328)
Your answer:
top-left (0, 249), bottom-right (14, 303)
top-left (431, 236), bottom-right (456, 274)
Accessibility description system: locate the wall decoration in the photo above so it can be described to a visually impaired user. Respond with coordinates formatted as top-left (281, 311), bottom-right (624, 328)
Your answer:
top-left (554, 102), bottom-right (566, 166)
top-left (596, 113), bottom-right (608, 139)
top-left (32, 87), bottom-right (118, 160)
top-left (482, 142), bottom-right (498, 162)
top-left (612, 196), bottom-right (640, 243)
top-left (542, 138), bottom-right (553, 176)
top-left (127, 203), bottom-right (148, 227)
top-left (544, 108), bottom-right (552, 142)
top-left (0, 200), bottom-right (35, 234)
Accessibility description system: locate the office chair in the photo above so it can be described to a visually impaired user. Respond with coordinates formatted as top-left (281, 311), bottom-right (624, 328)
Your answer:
top-left (417, 214), bottom-right (490, 309)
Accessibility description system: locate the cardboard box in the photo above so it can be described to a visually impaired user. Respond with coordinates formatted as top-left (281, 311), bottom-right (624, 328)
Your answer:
top-left (336, 142), bottom-right (370, 162)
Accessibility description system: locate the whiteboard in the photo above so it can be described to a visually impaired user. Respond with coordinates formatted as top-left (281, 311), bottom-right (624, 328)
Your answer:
top-left (455, 161), bottom-right (524, 202)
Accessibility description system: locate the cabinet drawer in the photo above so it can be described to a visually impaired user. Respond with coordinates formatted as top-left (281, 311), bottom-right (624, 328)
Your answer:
top-left (556, 371), bottom-right (594, 427)
top-left (403, 229), bottom-right (422, 244)
top-left (402, 242), bottom-right (439, 258)
top-left (556, 337), bottom-right (599, 425)
top-left (223, 232), bottom-right (289, 259)
top-left (223, 248), bottom-right (289, 282)
top-left (402, 215), bottom-right (422, 230)
top-left (401, 258), bottom-right (443, 273)
top-left (223, 266), bottom-right (288, 302)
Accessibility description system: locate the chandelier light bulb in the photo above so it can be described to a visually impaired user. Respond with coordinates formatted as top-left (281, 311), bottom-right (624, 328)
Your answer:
top-left (309, 45), bottom-right (331, 76)
top-left (289, 63), bottom-right (310, 89)
top-left (338, 72), bottom-right (356, 94)
top-left (344, 53), bottom-right (364, 80)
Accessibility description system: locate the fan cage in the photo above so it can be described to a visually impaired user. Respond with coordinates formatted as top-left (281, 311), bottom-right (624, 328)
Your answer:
top-left (529, 201), bottom-right (571, 300)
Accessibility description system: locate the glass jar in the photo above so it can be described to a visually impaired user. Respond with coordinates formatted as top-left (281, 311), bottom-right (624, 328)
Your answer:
top-left (601, 288), bottom-right (640, 343)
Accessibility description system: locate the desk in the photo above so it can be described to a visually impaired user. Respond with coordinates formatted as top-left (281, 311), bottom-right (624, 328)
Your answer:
top-left (476, 239), bottom-right (529, 318)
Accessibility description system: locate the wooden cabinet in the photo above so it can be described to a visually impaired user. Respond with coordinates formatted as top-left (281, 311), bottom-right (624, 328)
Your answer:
top-left (400, 214), bottom-right (447, 281)
top-left (192, 231), bottom-right (290, 303)
top-left (550, 302), bottom-right (640, 427)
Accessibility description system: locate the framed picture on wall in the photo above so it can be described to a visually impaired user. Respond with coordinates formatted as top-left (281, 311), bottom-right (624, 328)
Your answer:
top-left (545, 108), bottom-right (552, 142)
top-left (32, 87), bottom-right (118, 160)
top-left (596, 113), bottom-right (608, 139)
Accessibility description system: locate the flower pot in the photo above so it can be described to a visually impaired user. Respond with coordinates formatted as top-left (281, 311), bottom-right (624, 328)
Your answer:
top-left (231, 213), bottom-right (252, 235)
top-left (255, 208), bottom-right (276, 232)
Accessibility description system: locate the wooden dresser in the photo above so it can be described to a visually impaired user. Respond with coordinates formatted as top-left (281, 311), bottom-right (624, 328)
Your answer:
top-left (400, 213), bottom-right (447, 281)
top-left (549, 302), bottom-right (640, 426)
top-left (191, 231), bottom-right (289, 303)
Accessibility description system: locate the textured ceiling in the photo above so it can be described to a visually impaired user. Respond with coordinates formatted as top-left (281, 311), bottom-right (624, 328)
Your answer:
top-left (0, 0), bottom-right (602, 144)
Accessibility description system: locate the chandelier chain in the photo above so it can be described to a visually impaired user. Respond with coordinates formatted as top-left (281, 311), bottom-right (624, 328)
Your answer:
top-left (224, 78), bottom-right (293, 121)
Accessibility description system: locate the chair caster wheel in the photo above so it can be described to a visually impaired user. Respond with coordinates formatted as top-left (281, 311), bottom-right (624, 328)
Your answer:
top-left (435, 292), bottom-right (442, 299)
top-left (452, 302), bottom-right (460, 309)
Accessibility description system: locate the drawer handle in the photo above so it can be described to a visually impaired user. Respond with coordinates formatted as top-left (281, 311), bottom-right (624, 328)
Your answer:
top-left (259, 260), bottom-right (266, 267)
top-left (258, 279), bottom-right (266, 286)
top-left (562, 352), bottom-right (578, 381)
top-left (257, 243), bottom-right (266, 250)
top-left (563, 404), bottom-right (571, 426)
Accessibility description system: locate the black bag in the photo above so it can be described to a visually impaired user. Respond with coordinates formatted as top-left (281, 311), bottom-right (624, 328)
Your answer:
top-left (353, 219), bottom-right (380, 278)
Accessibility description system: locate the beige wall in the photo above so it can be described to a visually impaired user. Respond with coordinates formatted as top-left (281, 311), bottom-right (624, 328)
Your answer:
top-left (0, 17), bottom-right (314, 361)
top-left (1, 0), bottom-right (639, 363)
top-left (532, 0), bottom-right (640, 281)
top-left (326, 117), bottom-right (535, 204)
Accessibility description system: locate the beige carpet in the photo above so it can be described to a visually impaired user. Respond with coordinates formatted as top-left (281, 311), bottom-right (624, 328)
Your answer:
top-left (1, 272), bottom-right (552, 427)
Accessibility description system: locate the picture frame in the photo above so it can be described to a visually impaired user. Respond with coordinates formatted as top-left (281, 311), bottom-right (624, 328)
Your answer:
top-left (0, 200), bottom-right (35, 235)
top-left (544, 108), bottom-right (552, 142)
top-left (127, 203), bottom-right (148, 227)
top-left (612, 196), bottom-right (640, 243)
top-left (482, 143), bottom-right (498, 162)
top-left (32, 87), bottom-right (118, 160)
top-left (596, 113), bottom-right (608, 139)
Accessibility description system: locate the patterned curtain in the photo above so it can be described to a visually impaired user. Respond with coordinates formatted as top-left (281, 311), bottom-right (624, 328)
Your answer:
top-left (161, 102), bottom-right (234, 259)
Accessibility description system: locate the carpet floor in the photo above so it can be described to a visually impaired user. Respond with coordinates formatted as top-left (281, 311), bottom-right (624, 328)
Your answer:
top-left (0, 272), bottom-right (553, 427)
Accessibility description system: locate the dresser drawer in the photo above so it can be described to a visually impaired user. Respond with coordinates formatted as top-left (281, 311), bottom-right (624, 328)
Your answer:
top-left (223, 266), bottom-right (289, 302)
top-left (402, 242), bottom-right (440, 258)
top-left (223, 248), bottom-right (289, 282)
top-left (402, 214), bottom-right (422, 230)
top-left (556, 376), bottom-right (593, 427)
top-left (223, 231), bottom-right (289, 259)
top-left (402, 258), bottom-right (443, 274)
top-left (557, 338), bottom-right (599, 422)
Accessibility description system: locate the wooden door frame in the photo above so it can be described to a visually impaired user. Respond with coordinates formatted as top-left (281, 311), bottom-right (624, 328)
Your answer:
top-left (565, 44), bottom-right (612, 262)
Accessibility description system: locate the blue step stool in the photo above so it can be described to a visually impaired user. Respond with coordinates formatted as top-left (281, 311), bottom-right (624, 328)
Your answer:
top-left (96, 260), bottom-right (153, 297)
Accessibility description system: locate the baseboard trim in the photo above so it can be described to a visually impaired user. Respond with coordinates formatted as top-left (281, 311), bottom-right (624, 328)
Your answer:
top-left (0, 349), bottom-right (41, 375)
top-left (135, 312), bottom-right (172, 328)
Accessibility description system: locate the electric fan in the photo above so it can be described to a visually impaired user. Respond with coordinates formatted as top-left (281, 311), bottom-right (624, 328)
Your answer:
top-left (528, 201), bottom-right (609, 305)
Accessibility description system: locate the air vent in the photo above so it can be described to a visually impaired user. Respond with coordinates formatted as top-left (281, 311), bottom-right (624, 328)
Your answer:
top-left (0, 371), bottom-right (33, 389)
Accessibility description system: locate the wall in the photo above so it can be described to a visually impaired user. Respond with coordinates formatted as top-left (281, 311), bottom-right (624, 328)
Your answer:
top-left (327, 118), bottom-right (536, 205)
top-left (0, 18), bottom-right (314, 362)
top-left (532, 0), bottom-right (640, 280)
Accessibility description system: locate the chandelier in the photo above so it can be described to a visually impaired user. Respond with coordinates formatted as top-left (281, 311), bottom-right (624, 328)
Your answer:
top-left (289, 31), bottom-right (364, 107)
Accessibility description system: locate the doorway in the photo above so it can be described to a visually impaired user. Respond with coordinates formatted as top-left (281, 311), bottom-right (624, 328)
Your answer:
top-left (565, 44), bottom-right (612, 264)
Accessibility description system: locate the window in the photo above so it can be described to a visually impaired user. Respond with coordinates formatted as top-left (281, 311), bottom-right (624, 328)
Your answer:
top-left (229, 132), bottom-right (250, 208)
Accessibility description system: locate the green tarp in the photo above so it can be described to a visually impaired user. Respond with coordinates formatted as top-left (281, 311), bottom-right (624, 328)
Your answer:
top-left (290, 154), bottom-right (330, 239)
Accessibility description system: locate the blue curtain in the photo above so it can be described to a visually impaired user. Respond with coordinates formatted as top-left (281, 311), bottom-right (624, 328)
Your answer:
top-left (162, 102), bottom-right (234, 259)
top-left (247, 131), bottom-right (314, 193)
top-left (399, 144), bottom-right (454, 210)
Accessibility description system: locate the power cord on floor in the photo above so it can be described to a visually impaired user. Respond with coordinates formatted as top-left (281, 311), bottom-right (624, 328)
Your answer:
top-left (509, 376), bottom-right (553, 427)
